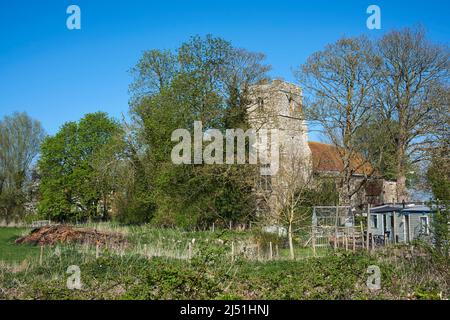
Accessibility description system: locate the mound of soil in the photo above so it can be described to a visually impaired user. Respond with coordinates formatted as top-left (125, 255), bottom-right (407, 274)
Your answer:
top-left (15, 225), bottom-right (127, 248)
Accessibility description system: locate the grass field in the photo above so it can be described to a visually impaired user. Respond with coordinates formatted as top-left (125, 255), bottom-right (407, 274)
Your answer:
top-left (0, 227), bottom-right (42, 263)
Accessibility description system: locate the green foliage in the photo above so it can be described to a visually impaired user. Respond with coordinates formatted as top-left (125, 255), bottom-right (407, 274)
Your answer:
top-left (129, 35), bottom-right (269, 228)
top-left (253, 228), bottom-right (284, 249)
top-left (125, 242), bottom-right (234, 299)
top-left (427, 154), bottom-right (450, 201)
top-left (0, 189), bottom-right (26, 221)
top-left (2, 244), bottom-right (448, 300)
top-left (431, 204), bottom-right (449, 258)
top-left (38, 112), bottom-right (121, 222)
top-left (426, 150), bottom-right (450, 259)
top-left (299, 178), bottom-right (339, 207)
top-left (354, 120), bottom-right (399, 181)
top-left (293, 178), bottom-right (339, 227)
top-left (0, 227), bottom-right (42, 263)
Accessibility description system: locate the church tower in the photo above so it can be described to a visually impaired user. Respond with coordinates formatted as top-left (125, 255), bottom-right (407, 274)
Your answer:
top-left (247, 80), bottom-right (312, 219)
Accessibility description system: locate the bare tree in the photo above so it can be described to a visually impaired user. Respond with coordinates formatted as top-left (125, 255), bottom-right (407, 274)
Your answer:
top-left (261, 145), bottom-right (313, 260)
top-left (375, 27), bottom-right (449, 202)
top-left (0, 112), bottom-right (45, 219)
top-left (295, 37), bottom-right (380, 205)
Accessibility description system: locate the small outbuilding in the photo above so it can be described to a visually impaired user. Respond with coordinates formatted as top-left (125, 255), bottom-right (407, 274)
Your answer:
top-left (369, 204), bottom-right (435, 243)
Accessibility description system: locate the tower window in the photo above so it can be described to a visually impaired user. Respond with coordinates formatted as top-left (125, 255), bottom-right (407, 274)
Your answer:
top-left (258, 175), bottom-right (272, 191)
top-left (288, 95), bottom-right (297, 113)
top-left (258, 164), bottom-right (272, 191)
top-left (257, 97), bottom-right (264, 110)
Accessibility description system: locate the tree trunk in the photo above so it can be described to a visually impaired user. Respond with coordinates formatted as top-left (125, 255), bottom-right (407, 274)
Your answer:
top-left (396, 135), bottom-right (408, 203)
top-left (288, 223), bottom-right (295, 260)
top-left (396, 174), bottom-right (408, 203)
top-left (340, 158), bottom-right (352, 206)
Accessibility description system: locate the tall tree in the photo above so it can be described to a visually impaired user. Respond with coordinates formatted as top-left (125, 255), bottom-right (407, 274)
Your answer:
top-left (296, 36), bottom-right (381, 205)
top-left (375, 27), bottom-right (449, 202)
top-left (0, 112), bottom-right (45, 220)
top-left (129, 35), bottom-right (271, 228)
top-left (38, 112), bottom-right (120, 221)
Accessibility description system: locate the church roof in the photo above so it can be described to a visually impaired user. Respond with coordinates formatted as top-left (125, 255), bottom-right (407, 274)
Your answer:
top-left (308, 141), bottom-right (374, 176)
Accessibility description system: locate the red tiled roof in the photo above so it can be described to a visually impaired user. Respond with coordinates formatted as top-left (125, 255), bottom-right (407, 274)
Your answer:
top-left (308, 142), bottom-right (374, 175)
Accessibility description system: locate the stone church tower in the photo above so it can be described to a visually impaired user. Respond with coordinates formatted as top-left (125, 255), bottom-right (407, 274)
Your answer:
top-left (247, 80), bottom-right (312, 217)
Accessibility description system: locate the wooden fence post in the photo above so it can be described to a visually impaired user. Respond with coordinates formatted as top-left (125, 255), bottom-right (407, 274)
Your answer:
top-left (269, 242), bottom-right (273, 261)
top-left (352, 229), bottom-right (356, 252)
top-left (312, 227), bottom-right (316, 257)
top-left (360, 221), bottom-right (365, 249)
top-left (334, 206), bottom-right (339, 250)
top-left (366, 204), bottom-right (371, 251)
top-left (257, 244), bottom-right (260, 261)
top-left (231, 241), bottom-right (235, 262)
top-left (345, 232), bottom-right (348, 251)
top-left (188, 242), bottom-right (192, 260)
top-left (39, 246), bottom-right (44, 266)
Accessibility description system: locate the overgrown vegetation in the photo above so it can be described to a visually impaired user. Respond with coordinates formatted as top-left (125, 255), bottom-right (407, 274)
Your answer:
top-left (0, 228), bottom-right (448, 300)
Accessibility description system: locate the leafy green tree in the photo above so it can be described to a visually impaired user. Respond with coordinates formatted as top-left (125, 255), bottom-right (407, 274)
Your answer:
top-left (91, 122), bottom-right (155, 225)
top-left (430, 204), bottom-right (449, 258)
top-left (38, 112), bottom-right (120, 221)
top-left (129, 35), bottom-right (270, 228)
top-left (427, 152), bottom-right (450, 201)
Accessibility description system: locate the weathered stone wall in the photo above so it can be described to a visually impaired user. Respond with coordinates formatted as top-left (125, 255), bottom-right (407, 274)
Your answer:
top-left (248, 79), bottom-right (312, 176)
top-left (382, 180), bottom-right (398, 204)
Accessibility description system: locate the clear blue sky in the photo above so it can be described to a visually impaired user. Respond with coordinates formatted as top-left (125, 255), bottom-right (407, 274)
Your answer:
top-left (0, 0), bottom-right (449, 136)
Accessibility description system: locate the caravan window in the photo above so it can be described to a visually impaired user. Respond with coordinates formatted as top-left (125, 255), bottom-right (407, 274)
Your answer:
top-left (371, 215), bottom-right (378, 229)
top-left (420, 217), bottom-right (429, 235)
